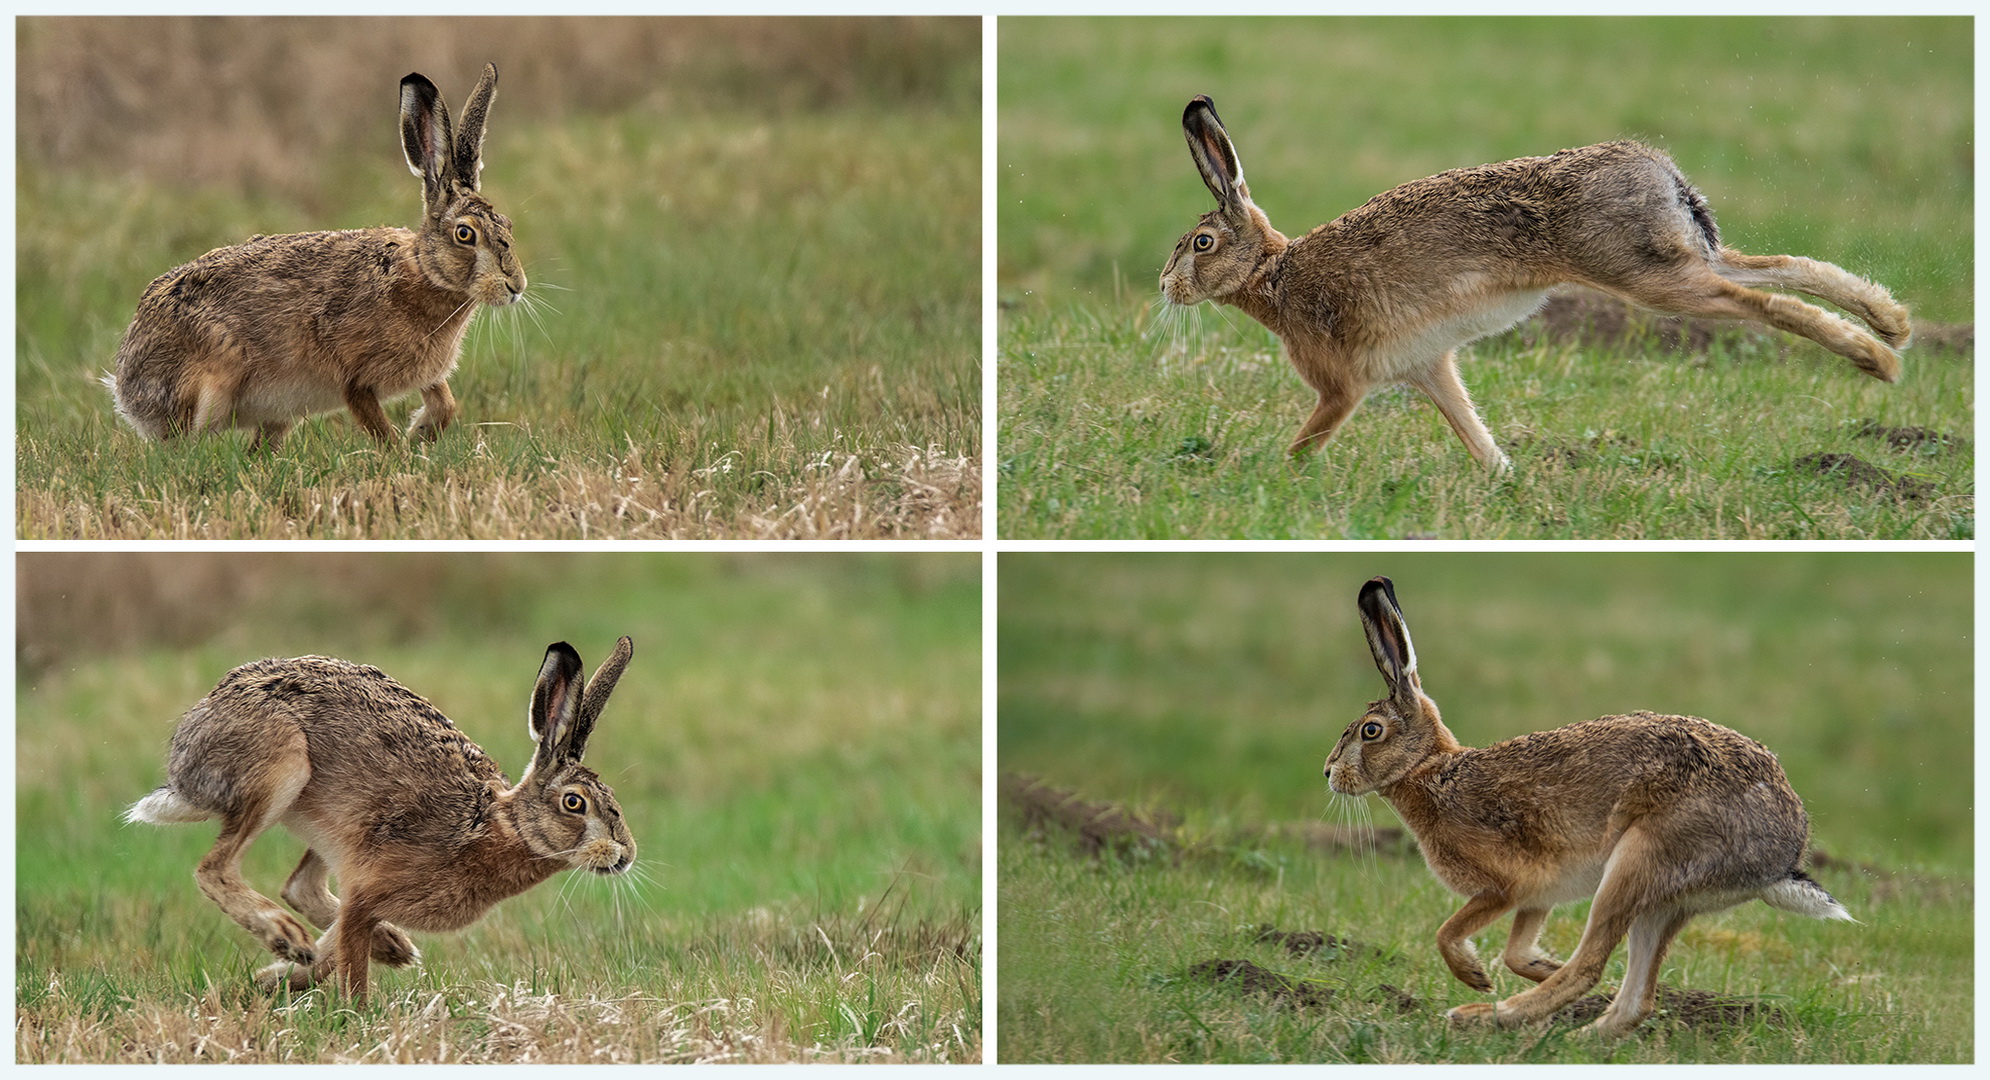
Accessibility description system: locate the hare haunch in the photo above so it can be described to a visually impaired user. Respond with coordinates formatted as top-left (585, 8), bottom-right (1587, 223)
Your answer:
top-left (105, 64), bottom-right (525, 452)
top-left (1162, 95), bottom-right (1911, 471)
top-left (127, 638), bottom-right (634, 1000)
top-left (1325, 578), bottom-right (1850, 1037)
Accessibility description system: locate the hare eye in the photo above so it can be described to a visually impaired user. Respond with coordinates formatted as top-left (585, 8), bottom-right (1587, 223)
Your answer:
top-left (1192, 234), bottom-right (1214, 252)
top-left (562, 792), bottom-right (587, 813)
top-left (1361, 721), bottom-right (1383, 740)
top-left (455, 223), bottom-right (476, 244)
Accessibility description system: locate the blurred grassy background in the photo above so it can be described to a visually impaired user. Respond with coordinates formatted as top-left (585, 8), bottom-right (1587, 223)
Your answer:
top-left (18, 552), bottom-right (980, 1061)
top-left (998, 16), bottom-right (1969, 319)
top-left (996, 552), bottom-right (1970, 1062)
top-left (19, 17), bottom-right (980, 539)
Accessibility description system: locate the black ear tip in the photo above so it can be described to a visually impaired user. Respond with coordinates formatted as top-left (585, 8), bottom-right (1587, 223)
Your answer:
top-left (545, 641), bottom-right (581, 666)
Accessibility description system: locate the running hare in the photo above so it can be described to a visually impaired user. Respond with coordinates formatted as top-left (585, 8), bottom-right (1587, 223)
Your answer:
top-left (1325, 578), bottom-right (1850, 1037)
top-left (105, 63), bottom-right (525, 451)
top-left (1162, 96), bottom-right (1911, 471)
top-left (127, 638), bottom-right (635, 1000)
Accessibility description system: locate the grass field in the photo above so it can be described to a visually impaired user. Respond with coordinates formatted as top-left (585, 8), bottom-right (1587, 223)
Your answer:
top-left (996, 553), bottom-right (1972, 1063)
top-left (17, 553), bottom-right (982, 1063)
top-left (996, 17), bottom-right (1972, 539)
top-left (18, 18), bottom-right (980, 539)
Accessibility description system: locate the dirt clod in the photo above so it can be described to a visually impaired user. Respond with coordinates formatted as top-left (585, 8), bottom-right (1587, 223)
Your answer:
top-left (1791, 452), bottom-right (1936, 501)
top-left (1253, 924), bottom-right (1384, 960)
top-left (1185, 959), bottom-right (1335, 1009)
top-left (1001, 772), bottom-right (1178, 855)
top-left (1556, 985), bottom-right (1788, 1032)
top-left (1850, 419), bottom-right (1967, 455)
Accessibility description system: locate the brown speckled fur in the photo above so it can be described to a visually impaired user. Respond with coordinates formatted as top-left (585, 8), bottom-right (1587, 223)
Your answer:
top-left (105, 64), bottom-right (523, 451)
top-left (1161, 96), bottom-right (1911, 471)
top-left (128, 638), bottom-right (635, 1001)
top-left (1323, 578), bottom-right (1848, 1037)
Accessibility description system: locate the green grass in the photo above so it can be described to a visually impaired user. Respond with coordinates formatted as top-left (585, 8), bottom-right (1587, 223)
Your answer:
top-left (18, 553), bottom-right (981, 1062)
top-left (996, 17), bottom-right (1971, 539)
top-left (996, 552), bottom-right (1972, 1062)
top-left (21, 98), bottom-right (979, 538)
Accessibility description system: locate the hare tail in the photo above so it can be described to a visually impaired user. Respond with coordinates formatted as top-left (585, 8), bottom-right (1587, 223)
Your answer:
top-left (1761, 869), bottom-right (1856, 922)
top-left (125, 786), bottom-right (212, 826)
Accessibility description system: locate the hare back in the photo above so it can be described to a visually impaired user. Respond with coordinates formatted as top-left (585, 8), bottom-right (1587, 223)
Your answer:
top-left (166, 657), bottom-right (508, 848)
top-left (1400, 713), bottom-right (1810, 899)
top-left (111, 229), bottom-right (478, 434)
top-left (1280, 142), bottom-right (1713, 329)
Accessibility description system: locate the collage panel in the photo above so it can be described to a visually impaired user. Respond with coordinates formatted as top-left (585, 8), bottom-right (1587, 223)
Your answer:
top-left (17, 551), bottom-right (982, 1062)
top-left (18, 16), bottom-right (981, 540)
top-left (997, 551), bottom-right (1970, 1062)
top-left (997, 16), bottom-right (1970, 540)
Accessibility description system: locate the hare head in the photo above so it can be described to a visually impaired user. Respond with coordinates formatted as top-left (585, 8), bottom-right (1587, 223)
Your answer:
top-left (1325, 576), bottom-right (1458, 795)
top-left (510, 637), bottom-right (637, 874)
top-left (401, 63), bottom-right (525, 308)
top-left (1161, 95), bottom-right (1282, 307)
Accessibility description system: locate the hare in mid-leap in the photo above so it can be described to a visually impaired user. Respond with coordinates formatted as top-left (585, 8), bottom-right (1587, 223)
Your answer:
top-left (1161, 95), bottom-right (1911, 471)
top-left (105, 63), bottom-right (525, 452)
top-left (1326, 578), bottom-right (1851, 1036)
top-left (127, 638), bottom-right (634, 1000)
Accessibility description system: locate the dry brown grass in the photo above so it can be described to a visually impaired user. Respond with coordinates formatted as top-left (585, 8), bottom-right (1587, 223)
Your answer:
top-left (20, 16), bottom-right (978, 201)
top-left (17, 442), bottom-right (980, 540)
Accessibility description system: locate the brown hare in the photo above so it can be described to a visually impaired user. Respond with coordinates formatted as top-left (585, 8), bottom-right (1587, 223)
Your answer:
top-left (1325, 578), bottom-right (1850, 1037)
top-left (105, 64), bottom-right (525, 452)
top-left (126, 638), bottom-right (635, 1000)
top-left (1162, 95), bottom-right (1911, 471)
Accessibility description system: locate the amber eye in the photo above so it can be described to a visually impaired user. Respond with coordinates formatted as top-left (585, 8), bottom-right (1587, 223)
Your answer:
top-left (1192, 233), bottom-right (1214, 252)
top-left (455, 223), bottom-right (476, 244)
top-left (1361, 721), bottom-right (1383, 740)
top-left (562, 792), bottom-right (587, 813)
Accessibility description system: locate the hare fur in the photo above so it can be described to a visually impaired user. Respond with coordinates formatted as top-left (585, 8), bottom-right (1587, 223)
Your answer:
top-left (105, 63), bottom-right (524, 452)
top-left (1325, 578), bottom-right (1850, 1037)
top-left (1162, 95), bottom-right (1911, 471)
top-left (126, 638), bottom-right (635, 1000)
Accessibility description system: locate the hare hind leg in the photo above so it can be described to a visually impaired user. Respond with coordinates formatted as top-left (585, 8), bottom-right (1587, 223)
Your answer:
top-left (191, 759), bottom-right (317, 966)
top-left (1584, 906), bottom-right (1692, 1038)
top-left (1716, 250), bottom-right (1911, 349)
top-left (1449, 827), bottom-right (1664, 1029)
top-left (1610, 267), bottom-right (1902, 383)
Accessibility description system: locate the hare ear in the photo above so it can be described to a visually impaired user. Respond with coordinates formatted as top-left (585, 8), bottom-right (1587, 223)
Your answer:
top-left (453, 62), bottom-right (499, 192)
top-left (528, 641), bottom-right (585, 775)
top-left (400, 72), bottom-right (455, 206)
top-left (1357, 577), bottom-right (1420, 700)
top-left (1184, 95), bottom-right (1251, 216)
top-left (563, 636), bottom-right (632, 762)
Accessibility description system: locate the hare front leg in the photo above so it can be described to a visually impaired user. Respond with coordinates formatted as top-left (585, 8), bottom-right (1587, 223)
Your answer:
top-left (1501, 906), bottom-right (1562, 982)
top-left (340, 383), bottom-right (399, 443)
top-left (1287, 378), bottom-right (1363, 459)
top-left (1434, 892), bottom-right (1515, 992)
top-left (1408, 352), bottom-right (1510, 474)
top-left (281, 849), bottom-right (420, 967)
top-left (407, 380), bottom-right (458, 443)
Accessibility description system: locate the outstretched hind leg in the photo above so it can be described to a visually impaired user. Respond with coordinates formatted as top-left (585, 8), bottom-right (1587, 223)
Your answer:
top-left (1609, 267), bottom-right (1902, 383)
top-left (1716, 250), bottom-right (1911, 348)
top-left (1585, 906), bottom-right (1692, 1038)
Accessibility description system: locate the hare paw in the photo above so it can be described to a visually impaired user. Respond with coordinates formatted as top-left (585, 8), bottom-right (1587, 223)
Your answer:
top-left (255, 910), bottom-right (318, 964)
top-left (254, 959), bottom-right (320, 994)
top-left (1446, 1001), bottom-right (1500, 1025)
top-left (371, 924), bottom-right (421, 967)
top-left (1510, 956), bottom-right (1562, 983)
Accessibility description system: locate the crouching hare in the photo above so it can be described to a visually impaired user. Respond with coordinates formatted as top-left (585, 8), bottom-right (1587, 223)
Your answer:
top-left (127, 638), bottom-right (634, 1000)
top-left (1326, 578), bottom-right (1850, 1037)
top-left (1162, 96), bottom-right (1911, 471)
top-left (105, 63), bottom-right (524, 451)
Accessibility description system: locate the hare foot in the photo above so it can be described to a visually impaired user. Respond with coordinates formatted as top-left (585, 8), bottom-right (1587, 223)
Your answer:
top-left (371, 923), bottom-right (421, 967)
top-left (252, 909), bottom-right (318, 965)
top-left (1446, 1001), bottom-right (1501, 1025)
